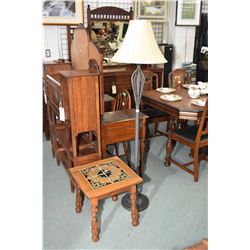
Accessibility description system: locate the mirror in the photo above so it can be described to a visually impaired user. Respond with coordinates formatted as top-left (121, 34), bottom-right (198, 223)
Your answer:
top-left (90, 21), bottom-right (129, 62)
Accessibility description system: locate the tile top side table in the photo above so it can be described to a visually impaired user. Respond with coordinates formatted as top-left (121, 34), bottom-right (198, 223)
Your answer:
top-left (70, 156), bottom-right (143, 242)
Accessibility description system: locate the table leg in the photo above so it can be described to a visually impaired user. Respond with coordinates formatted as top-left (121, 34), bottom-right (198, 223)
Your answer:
top-left (130, 185), bottom-right (139, 226)
top-left (75, 185), bottom-right (83, 213)
top-left (90, 198), bottom-right (99, 242)
top-left (101, 143), bottom-right (107, 159)
top-left (165, 119), bottom-right (174, 166)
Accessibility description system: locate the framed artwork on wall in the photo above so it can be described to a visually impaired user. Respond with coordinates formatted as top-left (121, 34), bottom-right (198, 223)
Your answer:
top-left (137, 0), bottom-right (168, 21)
top-left (42, 0), bottom-right (83, 25)
top-left (175, 0), bottom-right (202, 26)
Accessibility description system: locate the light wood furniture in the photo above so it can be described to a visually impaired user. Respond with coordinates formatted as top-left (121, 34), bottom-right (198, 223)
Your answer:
top-left (44, 73), bottom-right (68, 165)
top-left (69, 156), bottom-right (143, 242)
top-left (184, 239), bottom-right (208, 250)
top-left (58, 68), bottom-right (102, 167)
top-left (165, 100), bottom-right (208, 182)
top-left (43, 61), bottom-right (72, 140)
top-left (101, 109), bottom-right (148, 175)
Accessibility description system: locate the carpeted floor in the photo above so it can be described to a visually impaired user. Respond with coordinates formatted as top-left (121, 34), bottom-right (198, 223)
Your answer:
top-left (43, 124), bottom-right (208, 250)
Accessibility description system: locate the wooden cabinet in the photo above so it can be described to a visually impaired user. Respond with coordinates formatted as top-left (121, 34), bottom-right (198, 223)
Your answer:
top-left (103, 64), bottom-right (163, 107)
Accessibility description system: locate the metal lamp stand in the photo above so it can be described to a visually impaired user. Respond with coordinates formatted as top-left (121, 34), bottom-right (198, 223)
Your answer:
top-left (121, 65), bottom-right (149, 211)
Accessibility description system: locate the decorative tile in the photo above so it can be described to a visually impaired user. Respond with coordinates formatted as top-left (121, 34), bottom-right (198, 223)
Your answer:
top-left (80, 161), bottom-right (131, 189)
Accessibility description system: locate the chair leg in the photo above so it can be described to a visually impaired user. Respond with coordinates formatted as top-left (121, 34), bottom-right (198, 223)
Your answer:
top-left (122, 142), bottom-right (130, 166)
top-left (153, 122), bottom-right (159, 136)
top-left (144, 124), bottom-right (150, 152)
top-left (193, 148), bottom-right (199, 182)
top-left (114, 143), bottom-right (119, 156)
top-left (165, 137), bottom-right (172, 166)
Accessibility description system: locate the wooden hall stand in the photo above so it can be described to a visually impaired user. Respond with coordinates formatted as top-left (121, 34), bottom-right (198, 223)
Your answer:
top-left (70, 156), bottom-right (143, 242)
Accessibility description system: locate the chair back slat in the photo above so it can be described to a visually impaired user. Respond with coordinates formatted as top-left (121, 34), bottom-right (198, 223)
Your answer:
top-left (113, 89), bottom-right (131, 111)
top-left (168, 69), bottom-right (185, 88)
top-left (143, 70), bottom-right (159, 91)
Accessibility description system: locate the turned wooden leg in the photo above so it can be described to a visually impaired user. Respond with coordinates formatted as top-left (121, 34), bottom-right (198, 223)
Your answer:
top-left (114, 143), bottom-right (119, 156)
top-left (144, 123), bottom-right (150, 152)
top-left (139, 138), bottom-right (145, 175)
top-left (75, 185), bottom-right (83, 213)
top-left (193, 148), bottom-right (199, 182)
top-left (112, 195), bottom-right (118, 201)
top-left (189, 149), bottom-right (194, 158)
top-left (56, 156), bottom-right (60, 166)
top-left (90, 199), bottom-right (99, 242)
top-left (101, 144), bottom-right (107, 159)
top-left (130, 185), bottom-right (139, 226)
top-left (123, 142), bottom-right (131, 167)
top-left (153, 122), bottom-right (159, 136)
top-left (165, 137), bottom-right (172, 166)
top-left (68, 160), bottom-right (75, 193)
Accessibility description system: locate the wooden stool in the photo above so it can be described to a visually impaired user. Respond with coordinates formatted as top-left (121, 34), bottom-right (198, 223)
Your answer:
top-left (69, 156), bottom-right (143, 242)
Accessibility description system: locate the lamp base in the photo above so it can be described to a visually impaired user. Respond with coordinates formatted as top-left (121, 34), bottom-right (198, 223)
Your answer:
top-left (121, 192), bottom-right (149, 211)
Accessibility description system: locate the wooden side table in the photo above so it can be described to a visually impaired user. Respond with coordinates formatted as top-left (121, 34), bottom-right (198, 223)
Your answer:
top-left (101, 109), bottom-right (148, 174)
top-left (69, 156), bottom-right (143, 242)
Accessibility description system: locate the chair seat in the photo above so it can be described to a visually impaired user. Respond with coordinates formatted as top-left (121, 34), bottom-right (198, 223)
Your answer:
top-left (172, 125), bottom-right (208, 143)
top-left (142, 108), bottom-right (170, 119)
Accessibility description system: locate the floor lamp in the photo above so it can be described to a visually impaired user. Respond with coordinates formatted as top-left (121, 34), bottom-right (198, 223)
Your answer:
top-left (111, 20), bottom-right (167, 211)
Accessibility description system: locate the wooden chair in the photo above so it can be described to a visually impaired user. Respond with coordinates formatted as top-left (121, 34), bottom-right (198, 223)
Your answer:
top-left (168, 68), bottom-right (185, 88)
top-left (112, 89), bottom-right (131, 165)
top-left (141, 70), bottom-right (172, 140)
top-left (165, 99), bottom-right (208, 182)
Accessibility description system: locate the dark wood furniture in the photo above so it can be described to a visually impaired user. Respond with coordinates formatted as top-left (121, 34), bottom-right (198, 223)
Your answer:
top-left (142, 88), bottom-right (205, 121)
top-left (101, 109), bottom-right (148, 175)
top-left (141, 70), bottom-right (172, 138)
top-left (165, 100), bottom-right (208, 182)
top-left (87, 5), bottom-right (133, 58)
top-left (112, 89), bottom-right (132, 165)
top-left (103, 65), bottom-right (164, 107)
top-left (69, 156), bottom-right (143, 242)
top-left (142, 88), bottom-right (207, 176)
top-left (168, 68), bottom-right (185, 88)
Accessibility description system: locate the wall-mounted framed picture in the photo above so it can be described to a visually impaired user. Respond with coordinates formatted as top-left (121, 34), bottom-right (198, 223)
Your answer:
top-left (42, 0), bottom-right (83, 25)
top-left (137, 0), bottom-right (168, 21)
top-left (175, 0), bottom-right (202, 26)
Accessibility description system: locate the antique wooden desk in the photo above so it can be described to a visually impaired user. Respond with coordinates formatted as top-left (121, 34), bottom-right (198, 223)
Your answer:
top-left (101, 109), bottom-right (148, 174)
top-left (69, 156), bottom-right (143, 242)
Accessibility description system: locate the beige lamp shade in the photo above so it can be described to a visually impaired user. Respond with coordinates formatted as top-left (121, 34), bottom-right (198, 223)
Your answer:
top-left (111, 20), bottom-right (167, 65)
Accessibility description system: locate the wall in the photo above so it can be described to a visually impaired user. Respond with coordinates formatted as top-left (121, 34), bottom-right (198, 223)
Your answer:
top-left (167, 0), bottom-right (196, 69)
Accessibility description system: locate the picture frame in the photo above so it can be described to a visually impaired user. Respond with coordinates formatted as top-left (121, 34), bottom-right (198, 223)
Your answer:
top-left (175, 0), bottom-right (202, 26)
top-left (42, 0), bottom-right (83, 25)
top-left (137, 0), bottom-right (168, 21)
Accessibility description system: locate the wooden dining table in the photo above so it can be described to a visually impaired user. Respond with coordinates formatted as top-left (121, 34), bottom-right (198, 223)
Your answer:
top-left (142, 86), bottom-right (208, 165)
top-left (142, 87), bottom-right (207, 121)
